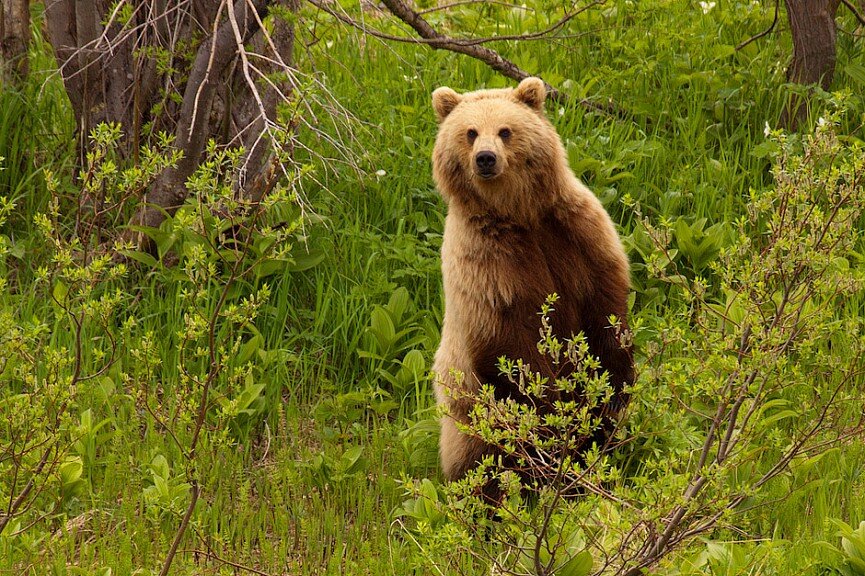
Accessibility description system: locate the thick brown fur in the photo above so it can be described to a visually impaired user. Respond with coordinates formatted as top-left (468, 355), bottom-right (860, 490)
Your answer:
top-left (431, 77), bottom-right (634, 482)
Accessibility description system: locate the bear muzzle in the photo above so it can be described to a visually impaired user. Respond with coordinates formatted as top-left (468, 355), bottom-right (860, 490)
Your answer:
top-left (474, 150), bottom-right (499, 180)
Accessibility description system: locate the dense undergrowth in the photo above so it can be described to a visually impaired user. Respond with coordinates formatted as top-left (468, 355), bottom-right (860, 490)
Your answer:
top-left (1, 0), bottom-right (865, 574)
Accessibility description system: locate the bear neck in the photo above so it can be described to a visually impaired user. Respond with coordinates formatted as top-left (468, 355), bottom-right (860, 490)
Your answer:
top-left (448, 169), bottom-right (568, 228)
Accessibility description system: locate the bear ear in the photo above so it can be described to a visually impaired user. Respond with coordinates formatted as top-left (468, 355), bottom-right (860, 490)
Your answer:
top-left (432, 87), bottom-right (462, 122)
top-left (514, 77), bottom-right (547, 111)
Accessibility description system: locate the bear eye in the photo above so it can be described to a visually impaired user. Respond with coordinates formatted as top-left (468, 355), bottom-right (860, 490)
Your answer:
top-left (466, 129), bottom-right (478, 142)
top-left (498, 128), bottom-right (512, 139)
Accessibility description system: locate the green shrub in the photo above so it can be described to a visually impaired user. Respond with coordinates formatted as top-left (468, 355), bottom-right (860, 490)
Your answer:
top-left (399, 101), bottom-right (865, 576)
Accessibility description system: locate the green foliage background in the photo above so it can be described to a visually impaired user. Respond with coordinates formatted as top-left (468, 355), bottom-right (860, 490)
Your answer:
top-left (1, 0), bottom-right (864, 574)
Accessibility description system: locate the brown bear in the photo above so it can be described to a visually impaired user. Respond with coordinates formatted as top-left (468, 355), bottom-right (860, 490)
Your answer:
top-left (430, 77), bottom-right (634, 482)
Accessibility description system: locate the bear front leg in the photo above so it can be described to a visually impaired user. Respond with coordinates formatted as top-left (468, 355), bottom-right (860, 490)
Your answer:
top-left (432, 339), bottom-right (494, 482)
top-left (438, 413), bottom-right (491, 481)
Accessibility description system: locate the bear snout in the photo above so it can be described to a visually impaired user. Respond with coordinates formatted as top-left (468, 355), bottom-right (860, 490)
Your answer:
top-left (475, 151), bottom-right (498, 179)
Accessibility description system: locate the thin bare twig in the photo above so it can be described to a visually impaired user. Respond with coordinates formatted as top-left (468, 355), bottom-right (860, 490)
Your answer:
top-left (158, 483), bottom-right (200, 576)
top-left (181, 548), bottom-right (272, 575)
top-left (736, 0), bottom-right (780, 51)
top-left (309, 0), bottom-right (630, 117)
top-left (418, 0), bottom-right (533, 14)
top-left (841, 0), bottom-right (865, 26)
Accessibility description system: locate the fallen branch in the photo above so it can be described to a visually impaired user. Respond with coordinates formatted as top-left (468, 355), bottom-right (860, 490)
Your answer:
top-left (418, 0), bottom-right (532, 15)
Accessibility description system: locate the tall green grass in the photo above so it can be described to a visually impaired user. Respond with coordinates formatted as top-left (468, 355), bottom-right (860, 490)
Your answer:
top-left (2, 0), bottom-right (864, 574)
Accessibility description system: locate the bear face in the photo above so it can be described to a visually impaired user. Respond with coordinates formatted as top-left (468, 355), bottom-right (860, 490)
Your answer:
top-left (431, 77), bottom-right (566, 222)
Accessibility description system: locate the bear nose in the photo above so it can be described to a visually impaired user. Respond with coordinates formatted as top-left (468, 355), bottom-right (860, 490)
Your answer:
top-left (475, 151), bottom-right (497, 173)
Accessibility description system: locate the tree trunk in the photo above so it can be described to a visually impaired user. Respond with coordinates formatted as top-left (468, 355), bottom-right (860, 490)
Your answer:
top-left (781, 0), bottom-right (841, 130)
top-left (43, 0), bottom-right (301, 248)
top-left (135, 0), bottom-right (271, 231)
top-left (1, 0), bottom-right (30, 85)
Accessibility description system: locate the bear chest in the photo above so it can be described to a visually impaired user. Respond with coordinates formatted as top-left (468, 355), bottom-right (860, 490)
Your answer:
top-left (441, 215), bottom-right (559, 317)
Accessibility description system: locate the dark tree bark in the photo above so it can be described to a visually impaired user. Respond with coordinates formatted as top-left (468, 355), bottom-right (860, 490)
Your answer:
top-left (781, 0), bottom-right (842, 130)
top-left (43, 0), bottom-right (300, 245)
top-left (136, 0), bottom-right (271, 231)
top-left (1, 0), bottom-right (30, 85)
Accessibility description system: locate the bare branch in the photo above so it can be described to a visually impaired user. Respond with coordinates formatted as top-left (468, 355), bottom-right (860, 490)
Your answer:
top-left (157, 483), bottom-right (200, 576)
top-left (840, 0), bottom-right (865, 24)
top-left (418, 0), bottom-right (533, 15)
top-left (308, 0), bottom-right (631, 118)
top-left (135, 0), bottom-right (270, 232)
top-left (736, 0), bottom-right (780, 50)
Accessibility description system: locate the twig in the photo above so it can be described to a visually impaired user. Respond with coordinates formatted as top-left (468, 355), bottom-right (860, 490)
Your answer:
top-left (0, 444), bottom-right (56, 535)
top-left (736, 0), bottom-right (779, 51)
top-left (841, 0), bottom-right (865, 27)
top-left (157, 158), bottom-right (266, 576)
top-left (181, 548), bottom-right (272, 575)
top-left (418, 0), bottom-right (533, 15)
top-left (309, 0), bottom-right (630, 116)
top-left (158, 483), bottom-right (200, 576)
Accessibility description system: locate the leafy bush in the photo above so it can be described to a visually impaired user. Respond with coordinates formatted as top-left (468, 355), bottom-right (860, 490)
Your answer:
top-left (399, 103), bottom-right (865, 576)
top-left (0, 124), bottom-right (312, 573)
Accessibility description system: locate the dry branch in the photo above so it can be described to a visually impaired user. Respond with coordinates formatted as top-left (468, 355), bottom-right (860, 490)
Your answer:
top-left (135, 0), bottom-right (271, 232)
top-left (841, 0), bottom-right (865, 26)
top-left (308, 0), bottom-right (629, 118)
top-left (736, 0), bottom-right (780, 50)
top-left (43, 0), bottom-right (323, 249)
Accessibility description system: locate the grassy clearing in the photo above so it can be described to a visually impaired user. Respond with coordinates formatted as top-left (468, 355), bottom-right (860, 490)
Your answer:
top-left (2, 0), bottom-right (865, 574)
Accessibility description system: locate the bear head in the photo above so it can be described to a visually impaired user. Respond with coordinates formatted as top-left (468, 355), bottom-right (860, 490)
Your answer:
top-left (431, 77), bottom-right (566, 220)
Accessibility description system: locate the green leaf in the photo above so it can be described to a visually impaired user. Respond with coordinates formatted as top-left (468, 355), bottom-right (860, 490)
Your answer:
top-left (153, 475), bottom-right (170, 499)
top-left (759, 409), bottom-right (798, 426)
top-left (401, 349), bottom-right (426, 376)
top-left (286, 247), bottom-right (324, 272)
top-left (127, 224), bottom-right (175, 258)
top-left (237, 334), bottom-right (264, 365)
top-left (844, 62), bottom-right (865, 88)
top-left (419, 478), bottom-right (439, 503)
top-left (150, 454), bottom-right (170, 480)
top-left (235, 382), bottom-right (266, 413)
top-left (59, 458), bottom-right (83, 487)
top-left (339, 446), bottom-right (366, 475)
top-left (119, 249), bottom-right (158, 268)
top-left (357, 349), bottom-right (386, 361)
top-left (387, 287), bottom-right (411, 323)
top-left (254, 258), bottom-right (288, 278)
top-left (712, 44), bottom-right (735, 59)
top-left (558, 550), bottom-right (593, 576)
top-left (8, 240), bottom-right (25, 259)
top-left (369, 307), bottom-right (396, 349)
top-left (751, 140), bottom-right (780, 159)
top-left (52, 280), bottom-right (68, 304)
top-left (96, 376), bottom-right (116, 402)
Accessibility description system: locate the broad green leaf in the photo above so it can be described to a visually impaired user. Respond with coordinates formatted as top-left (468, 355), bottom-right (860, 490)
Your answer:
top-left (118, 249), bottom-right (158, 268)
top-left (387, 287), bottom-right (411, 323)
top-left (286, 247), bottom-right (324, 272)
top-left (558, 550), bottom-right (593, 576)
top-left (59, 458), bottom-right (83, 487)
top-left (237, 334), bottom-right (264, 365)
top-left (339, 446), bottom-right (366, 474)
top-left (369, 307), bottom-right (396, 348)
top-left (844, 62), bottom-right (865, 88)
top-left (401, 349), bottom-right (426, 375)
top-left (52, 280), bottom-right (68, 304)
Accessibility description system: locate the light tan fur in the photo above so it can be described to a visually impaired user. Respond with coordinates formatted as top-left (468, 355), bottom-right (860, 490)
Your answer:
top-left (431, 78), bottom-right (632, 481)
